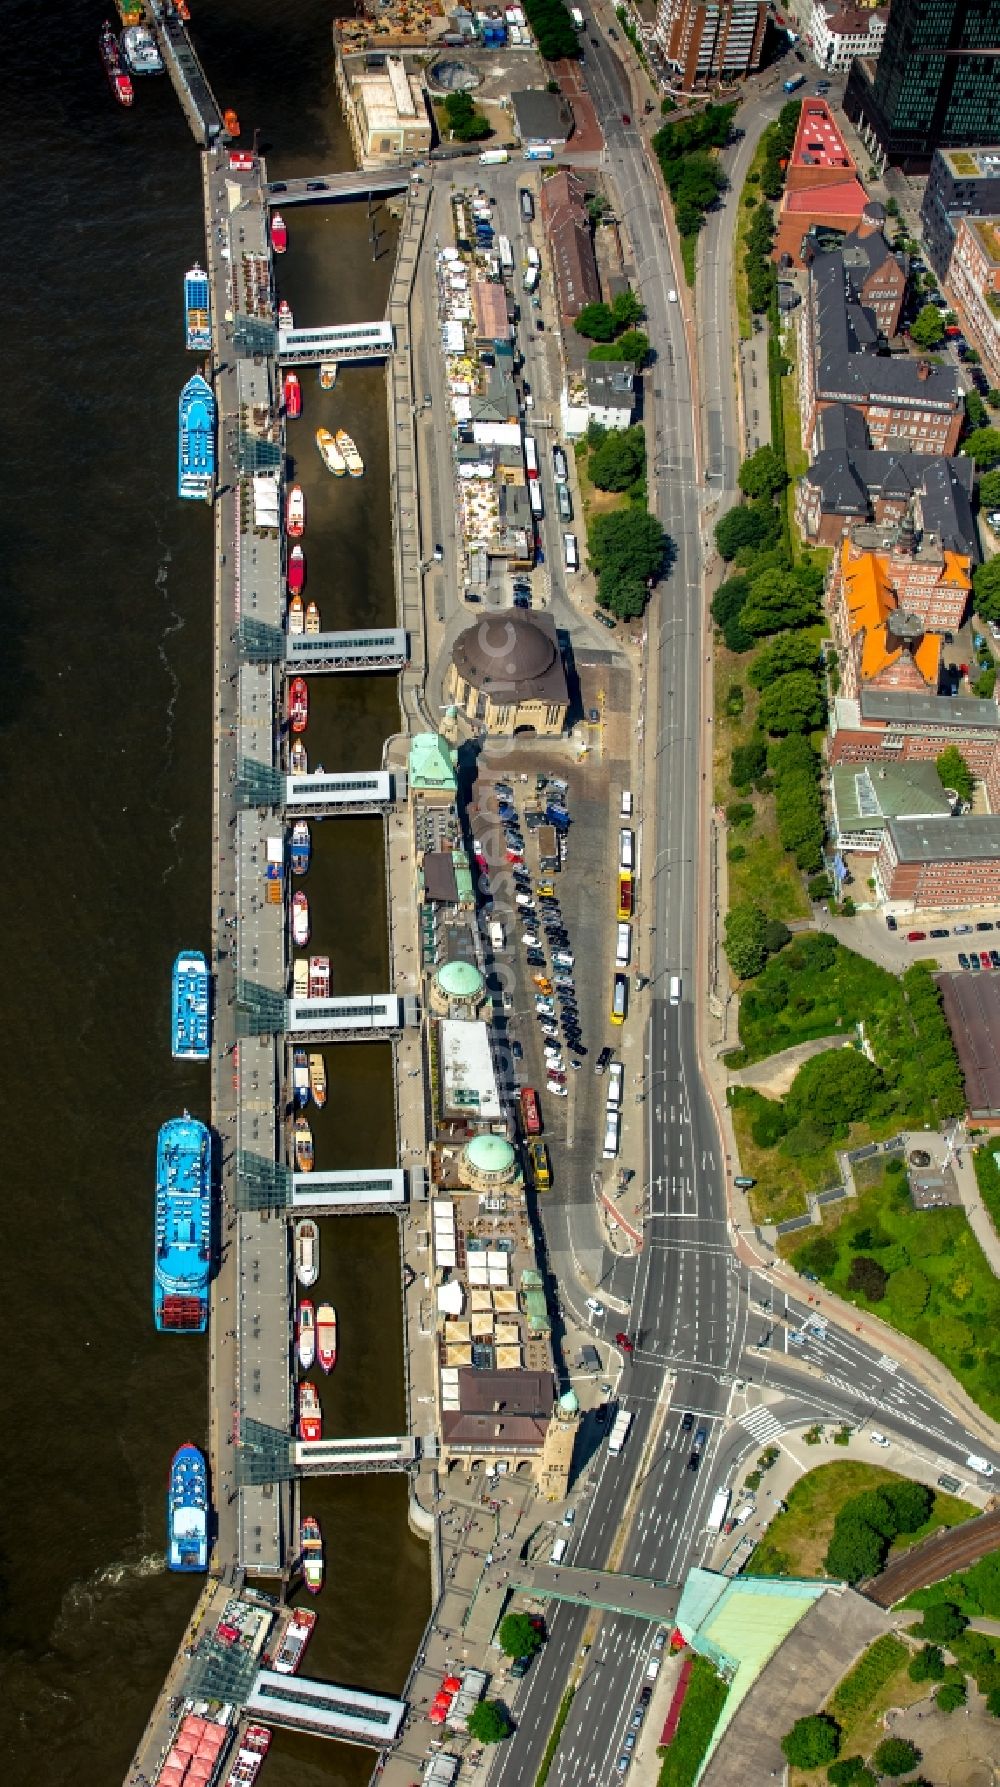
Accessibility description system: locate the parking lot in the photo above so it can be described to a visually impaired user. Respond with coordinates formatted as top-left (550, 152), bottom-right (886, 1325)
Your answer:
top-left (470, 735), bottom-right (635, 1211)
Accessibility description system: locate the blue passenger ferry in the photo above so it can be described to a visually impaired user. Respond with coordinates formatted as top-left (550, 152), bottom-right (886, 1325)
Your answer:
top-left (167, 1442), bottom-right (209, 1572)
top-left (154, 1115), bottom-right (211, 1332)
top-left (183, 263), bottom-right (211, 351)
top-left (178, 373), bottom-right (215, 502)
top-left (171, 950), bottom-right (210, 1060)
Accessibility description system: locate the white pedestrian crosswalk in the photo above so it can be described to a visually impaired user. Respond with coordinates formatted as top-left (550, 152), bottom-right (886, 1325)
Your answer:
top-left (739, 1405), bottom-right (784, 1445)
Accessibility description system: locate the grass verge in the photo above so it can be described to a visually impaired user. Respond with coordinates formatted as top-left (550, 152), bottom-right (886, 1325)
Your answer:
top-left (787, 1160), bottom-right (1000, 1421)
top-left (748, 1463), bottom-right (977, 1580)
top-left (658, 1656), bottom-right (729, 1787)
top-left (535, 1686), bottom-right (575, 1787)
top-left (711, 645), bottom-right (811, 923)
top-left (733, 139), bottom-right (773, 341)
top-left (829, 1633), bottom-right (910, 1729)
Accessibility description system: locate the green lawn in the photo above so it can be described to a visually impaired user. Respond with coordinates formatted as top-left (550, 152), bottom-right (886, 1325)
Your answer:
top-left (658, 1656), bottom-right (729, 1787)
top-left (712, 648), bottom-right (810, 923)
top-left (789, 1162), bottom-right (1000, 1420)
top-left (730, 1090), bottom-right (842, 1223)
top-left (973, 1143), bottom-right (1000, 1246)
top-left (748, 1463), bottom-right (977, 1581)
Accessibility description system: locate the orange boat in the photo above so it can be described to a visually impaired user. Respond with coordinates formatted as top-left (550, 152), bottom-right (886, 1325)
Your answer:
top-left (298, 1380), bottom-right (322, 1443)
top-left (289, 676), bottom-right (308, 734)
top-left (223, 106), bottom-right (240, 137)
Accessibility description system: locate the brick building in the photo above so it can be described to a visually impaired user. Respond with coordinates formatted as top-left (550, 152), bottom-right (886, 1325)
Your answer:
top-left (948, 215), bottom-right (1000, 392)
top-left (920, 145), bottom-right (1000, 282)
top-left (796, 401), bottom-right (977, 552)
top-left (829, 688), bottom-right (1000, 814)
top-left (653, 0), bottom-right (767, 91)
top-left (809, 0), bottom-right (888, 71)
top-left (798, 243), bottom-right (962, 455)
top-left (772, 103), bottom-right (873, 267)
top-left (539, 169), bottom-right (600, 322)
top-left (875, 815), bottom-right (1000, 908)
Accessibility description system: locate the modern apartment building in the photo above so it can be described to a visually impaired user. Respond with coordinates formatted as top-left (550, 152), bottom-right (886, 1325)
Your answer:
top-left (920, 144), bottom-right (1000, 279)
top-left (654, 0), bottom-right (767, 90)
top-left (948, 213), bottom-right (1000, 389)
top-left (809, 0), bottom-right (888, 71)
top-left (844, 0), bottom-right (1000, 172)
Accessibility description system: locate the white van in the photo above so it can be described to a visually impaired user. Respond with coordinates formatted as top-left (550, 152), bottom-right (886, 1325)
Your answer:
top-left (549, 1536), bottom-right (568, 1565)
top-left (619, 827), bottom-right (634, 872)
top-left (620, 789), bottom-right (633, 818)
top-left (552, 948), bottom-right (575, 970)
top-left (669, 974), bottom-right (682, 1006)
top-left (607, 1062), bottom-right (624, 1109)
top-left (563, 532), bottom-right (579, 573)
top-left (602, 1109), bottom-right (621, 1159)
top-left (616, 922), bottom-right (632, 967)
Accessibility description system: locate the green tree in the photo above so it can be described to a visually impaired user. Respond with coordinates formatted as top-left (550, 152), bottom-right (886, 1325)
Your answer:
top-left (611, 287), bottom-right (644, 329)
top-left (828, 1762), bottom-right (875, 1787)
top-left (748, 633), bottom-right (819, 689)
top-left (979, 468), bottom-right (1000, 509)
top-left (824, 1515), bottom-right (887, 1582)
top-left (881, 1478), bottom-right (931, 1534)
top-left (919, 1601), bottom-right (968, 1643)
top-left (711, 574), bottom-right (754, 652)
top-left (589, 507), bottom-right (668, 618)
top-left (872, 1737), bottom-right (921, 1776)
top-left (909, 1644), bottom-right (946, 1683)
top-left (574, 302), bottom-right (617, 342)
top-left (497, 1613), bottom-right (543, 1658)
top-left (796, 1234), bottom-right (839, 1277)
top-left (887, 1264), bottom-right (931, 1321)
top-left (781, 1715), bottom-right (841, 1769)
top-left (588, 329), bottom-right (650, 367)
top-left (936, 1679), bottom-right (967, 1711)
top-left (785, 1048), bottom-right (882, 1131)
top-left (758, 670), bottom-right (825, 735)
top-left (909, 304), bottom-right (945, 349)
top-left (964, 427), bottom-right (1000, 470)
top-left (715, 501), bottom-right (779, 561)
top-left (739, 445), bottom-right (788, 500)
top-left (973, 556), bottom-right (1000, 622)
top-left (588, 426), bottom-right (646, 492)
top-left (936, 744), bottom-right (974, 803)
top-left (741, 567), bottom-right (821, 636)
top-left (521, 0), bottom-right (579, 60)
top-left (724, 903), bottom-right (769, 979)
top-left (467, 1700), bottom-right (512, 1744)
top-left (846, 1256), bottom-right (888, 1300)
top-left (966, 389), bottom-right (991, 432)
top-left (731, 738), bottom-right (767, 787)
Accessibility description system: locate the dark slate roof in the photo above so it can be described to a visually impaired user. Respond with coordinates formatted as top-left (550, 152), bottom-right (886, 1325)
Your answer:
top-left (860, 688), bottom-right (1000, 729)
top-left (811, 249), bottom-right (960, 412)
top-left (841, 226), bottom-right (903, 283)
top-left (511, 88), bottom-right (573, 145)
top-left (816, 401), bottom-right (870, 452)
top-left (585, 361), bottom-right (637, 409)
top-left (803, 445), bottom-right (976, 553)
top-left (918, 458), bottom-right (979, 559)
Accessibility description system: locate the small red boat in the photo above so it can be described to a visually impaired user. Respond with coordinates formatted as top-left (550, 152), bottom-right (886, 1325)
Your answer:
top-left (100, 22), bottom-right (134, 106)
top-left (271, 211), bottom-right (288, 254)
top-left (278, 299), bottom-right (293, 330)
top-left (286, 484), bottom-right (305, 538)
top-left (298, 1381), bottom-right (322, 1443)
top-left (223, 105), bottom-right (240, 136)
top-left (283, 372), bottom-right (301, 418)
top-left (289, 676), bottom-right (308, 733)
top-left (288, 545), bottom-right (305, 595)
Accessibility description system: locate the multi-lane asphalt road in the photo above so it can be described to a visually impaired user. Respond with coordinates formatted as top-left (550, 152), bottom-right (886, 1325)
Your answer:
top-left (487, 37), bottom-right (1000, 1787)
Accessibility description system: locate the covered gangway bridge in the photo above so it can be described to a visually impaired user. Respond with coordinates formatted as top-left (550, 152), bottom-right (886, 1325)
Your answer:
top-left (289, 1168), bottom-right (409, 1211)
top-left (245, 1671), bottom-right (407, 1743)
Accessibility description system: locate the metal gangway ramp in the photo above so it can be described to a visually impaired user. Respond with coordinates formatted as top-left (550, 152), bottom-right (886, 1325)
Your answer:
top-left (294, 1434), bottom-right (419, 1474)
top-left (289, 1169), bottom-right (408, 1212)
top-left (148, 1), bottom-right (225, 144)
top-left (265, 168), bottom-right (413, 204)
top-left (245, 1671), bottom-right (407, 1744)
top-left (285, 628), bottom-right (408, 673)
top-left (278, 321), bottom-right (394, 366)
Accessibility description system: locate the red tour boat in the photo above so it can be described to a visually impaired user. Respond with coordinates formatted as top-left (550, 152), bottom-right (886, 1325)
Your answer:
top-left (289, 677), bottom-right (308, 734)
top-left (287, 544), bottom-right (305, 595)
top-left (278, 299), bottom-right (293, 330)
top-left (286, 484), bottom-right (305, 537)
top-left (271, 211), bottom-right (288, 254)
top-left (283, 372), bottom-right (301, 419)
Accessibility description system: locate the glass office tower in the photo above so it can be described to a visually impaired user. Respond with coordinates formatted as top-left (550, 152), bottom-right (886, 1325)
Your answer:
top-left (844, 0), bottom-right (1000, 171)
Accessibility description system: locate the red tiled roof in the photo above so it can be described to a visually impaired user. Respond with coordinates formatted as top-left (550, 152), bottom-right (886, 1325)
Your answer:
top-left (784, 179), bottom-right (871, 216)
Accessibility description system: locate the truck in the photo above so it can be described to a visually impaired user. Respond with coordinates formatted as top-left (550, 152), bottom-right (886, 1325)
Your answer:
top-left (489, 919), bottom-right (506, 951)
top-left (524, 433), bottom-right (539, 479)
top-left (570, 5), bottom-right (585, 25)
top-left (617, 871), bottom-right (634, 920)
top-left (525, 144), bottom-right (554, 161)
top-left (522, 261), bottom-right (540, 294)
top-left (538, 824), bottom-right (559, 871)
top-left (608, 1408), bottom-right (633, 1457)
top-left (498, 234), bottom-right (515, 276)
top-left (528, 479), bottom-right (544, 520)
top-left (479, 148), bottom-right (510, 164)
top-left (707, 1488), bottom-right (731, 1535)
top-left (265, 835), bottom-right (284, 905)
top-left (783, 74), bottom-right (805, 92)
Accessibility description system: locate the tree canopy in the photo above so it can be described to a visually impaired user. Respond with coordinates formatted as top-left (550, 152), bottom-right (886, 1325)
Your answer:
top-left (747, 633), bottom-right (819, 689)
top-left (780, 1714), bottom-right (841, 1769)
top-left (591, 328), bottom-right (649, 367)
top-left (738, 446), bottom-right (788, 500)
top-left (871, 1737), bottom-right (921, 1776)
top-left (467, 1700), bottom-right (512, 1744)
top-left (652, 105), bottom-right (736, 242)
top-left (758, 669), bottom-right (825, 735)
top-left (936, 744), bottom-right (974, 803)
top-left (724, 903), bottom-right (769, 980)
top-left (715, 500), bottom-right (781, 561)
top-left (711, 575), bottom-right (755, 652)
top-left (589, 507), bottom-right (667, 618)
top-left (520, 0), bottom-right (579, 60)
top-left (978, 468), bottom-right (1000, 510)
top-left (919, 1601), bottom-right (968, 1643)
top-left (973, 556), bottom-right (1000, 622)
top-left (574, 302), bottom-right (617, 342)
top-left (964, 427), bottom-right (1000, 470)
top-left (909, 304), bottom-right (945, 349)
top-left (497, 1613), bottom-right (543, 1659)
top-left (588, 425), bottom-right (646, 493)
top-left (740, 567), bottom-right (821, 637)
top-left (785, 1048), bottom-right (881, 1131)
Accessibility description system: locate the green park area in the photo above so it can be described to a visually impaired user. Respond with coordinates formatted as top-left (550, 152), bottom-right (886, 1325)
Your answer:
top-left (657, 1656), bottom-right (729, 1787)
top-left (904, 1547), bottom-right (1000, 1620)
top-left (789, 1159), bottom-right (1000, 1420)
top-left (748, 1462), bottom-right (975, 1582)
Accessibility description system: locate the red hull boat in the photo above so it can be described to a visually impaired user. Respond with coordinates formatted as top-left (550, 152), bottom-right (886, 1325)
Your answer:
top-left (283, 372), bottom-right (301, 419)
top-left (287, 544), bottom-right (305, 595)
top-left (271, 211), bottom-right (288, 254)
top-left (286, 484), bottom-right (305, 538)
top-left (289, 676), bottom-right (308, 734)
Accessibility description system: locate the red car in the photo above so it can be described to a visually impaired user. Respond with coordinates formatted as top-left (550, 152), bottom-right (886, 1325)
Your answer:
top-left (906, 931), bottom-right (926, 942)
top-left (615, 1331), bottom-right (634, 1354)
top-left (982, 951), bottom-right (993, 969)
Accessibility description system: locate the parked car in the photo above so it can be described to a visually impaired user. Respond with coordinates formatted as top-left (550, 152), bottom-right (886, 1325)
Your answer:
top-left (907, 930), bottom-right (927, 942)
top-left (959, 952), bottom-right (971, 969)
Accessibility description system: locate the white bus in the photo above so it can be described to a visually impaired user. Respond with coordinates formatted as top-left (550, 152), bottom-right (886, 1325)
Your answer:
top-left (615, 922), bottom-right (632, 967)
top-left (619, 827), bottom-right (634, 871)
top-left (608, 1407), bottom-right (633, 1456)
top-left (498, 235), bottom-right (515, 275)
top-left (708, 1489), bottom-right (731, 1535)
top-left (563, 532), bottom-right (579, 573)
top-left (607, 1062), bottom-right (624, 1109)
top-left (524, 434), bottom-right (539, 480)
top-left (529, 480), bottom-right (544, 520)
top-left (602, 1107), bottom-right (621, 1158)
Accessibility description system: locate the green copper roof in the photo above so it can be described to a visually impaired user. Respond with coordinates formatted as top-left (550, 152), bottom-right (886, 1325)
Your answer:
top-left (464, 1133), bottom-right (515, 1174)
top-left (408, 731), bottom-right (457, 792)
top-left (436, 959), bottom-right (484, 999)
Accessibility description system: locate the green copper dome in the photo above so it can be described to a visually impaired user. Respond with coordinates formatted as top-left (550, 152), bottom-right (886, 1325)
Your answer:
top-left (464, 1133), bottom-right (516, 1175)
top-left (435, 959), bottom-right (484, 1000)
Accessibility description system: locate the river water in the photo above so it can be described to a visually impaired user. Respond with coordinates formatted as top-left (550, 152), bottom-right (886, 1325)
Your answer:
top-left (0, 5), bottom-right (427, 1781)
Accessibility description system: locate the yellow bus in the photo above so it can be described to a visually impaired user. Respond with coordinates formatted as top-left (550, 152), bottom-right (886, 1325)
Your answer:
top-left (611, 971), bottom-right (629, 1027)
top-left (528, 1139), bottom-right (551, 1190)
